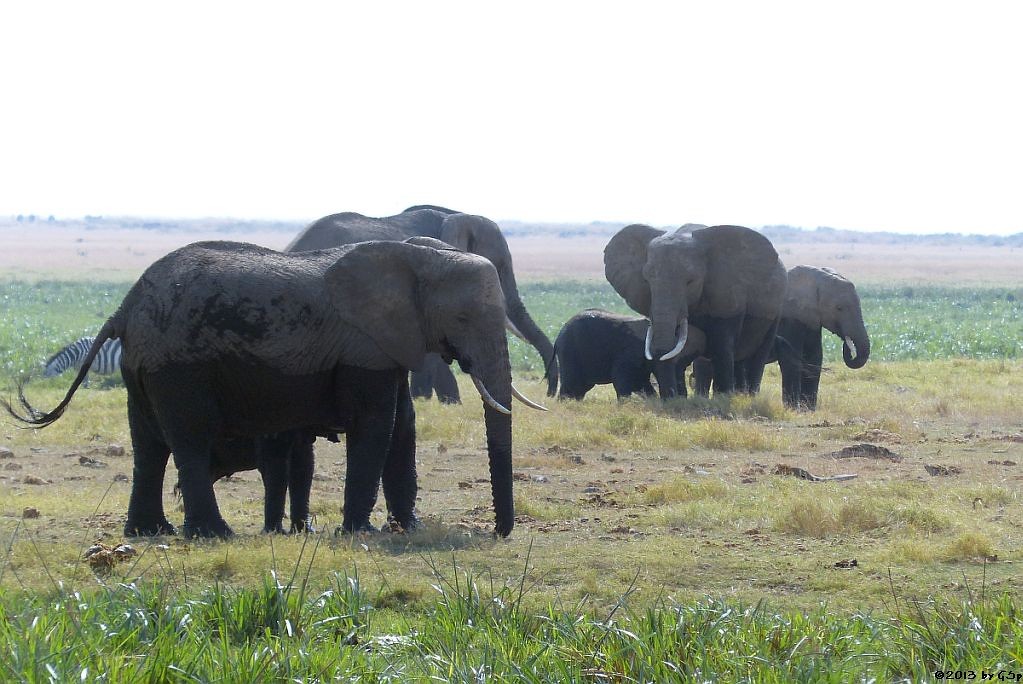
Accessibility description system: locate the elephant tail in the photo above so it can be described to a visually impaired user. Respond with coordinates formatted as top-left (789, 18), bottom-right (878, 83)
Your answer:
top-left (3, 318), bottom-right (121, 428)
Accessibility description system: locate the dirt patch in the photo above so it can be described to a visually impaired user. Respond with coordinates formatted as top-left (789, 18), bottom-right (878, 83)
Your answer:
top-left (828, 444), bottom-right (902, 462)
top-left (850, 429), bottom-right (903, 444)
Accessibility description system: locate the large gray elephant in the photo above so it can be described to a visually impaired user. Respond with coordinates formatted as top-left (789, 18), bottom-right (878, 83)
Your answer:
top-left (7, 239), bottom-right (536, 538)
top-left (286, 207), bottom-right (555, 401)
top-left (547, 308), bottom-right (706, 400)
top-left (776, 265), bottom-right (870, 410)
top-left (604, 224), bottom-right (787, 395)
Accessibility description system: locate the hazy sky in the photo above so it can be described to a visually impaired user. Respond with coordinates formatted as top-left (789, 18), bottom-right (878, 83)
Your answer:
top-left (2, 2), bottom-right (1021, 234)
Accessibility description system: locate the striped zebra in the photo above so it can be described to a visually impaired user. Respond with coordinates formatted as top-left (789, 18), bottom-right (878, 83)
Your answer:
top-left (43, 337), bottom-right (122, 385)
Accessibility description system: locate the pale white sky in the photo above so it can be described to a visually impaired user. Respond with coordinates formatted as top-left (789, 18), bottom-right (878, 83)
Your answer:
top-left (2, 2), bottom-right (1021, 234)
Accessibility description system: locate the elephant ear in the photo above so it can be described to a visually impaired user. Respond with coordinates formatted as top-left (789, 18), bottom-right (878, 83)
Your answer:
top-left (784, 265), bottom-right (822, 326)
top-left (438, 213), bottom-right (475, 251)
top-left (603, 224), bottom-right (665, 316)
top-left (324, 242), bottom-right (429, 370)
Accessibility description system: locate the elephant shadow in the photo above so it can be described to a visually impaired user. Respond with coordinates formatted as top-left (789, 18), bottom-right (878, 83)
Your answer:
top-left (330, 517), bottom-right (501, 555)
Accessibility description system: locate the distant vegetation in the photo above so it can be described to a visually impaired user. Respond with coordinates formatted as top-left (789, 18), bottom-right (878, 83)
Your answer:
top-left (3, 279), bottom-right (1020, 382)
top-left (4, 214), bottom-right (1021, 245)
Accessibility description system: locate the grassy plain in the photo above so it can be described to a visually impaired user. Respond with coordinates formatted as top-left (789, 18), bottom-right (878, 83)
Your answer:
top-left (1, 222), bottom-right (1022, 679)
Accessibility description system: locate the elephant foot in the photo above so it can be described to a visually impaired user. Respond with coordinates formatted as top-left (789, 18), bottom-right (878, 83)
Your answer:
top-left (182, 518), bottom-right (234, 540)
top-left (334, 520), bottom-right (377, 536)
top-left (124, 518), bottom-right (177, 537)
top-left (385, 512), bottom-right (422, 534)
top-left (290, 519), bottom-right (317, 534)
top-left (261, 524), bottom-right (289, 535)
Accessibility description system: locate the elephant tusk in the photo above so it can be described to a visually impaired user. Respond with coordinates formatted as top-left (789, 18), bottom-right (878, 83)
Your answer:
top-left (659, 320), bottom-right (689, 361)
top-left (505, 317), bottom-right (528, 342)
top-left (511, 383), bottom-right (548, 411)
top-left (471, 375), bottom-right (511, 415)
top-left (644, 326), bottom-right (654, 361)
top-left (844, 336), bottom-right (857, 358)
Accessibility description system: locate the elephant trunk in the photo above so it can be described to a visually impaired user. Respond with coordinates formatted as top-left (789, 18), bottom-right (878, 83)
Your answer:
top-left (648, 286), bottom-right (688, 361)
top-left (473, 348), bottom-right (515, 537)
top-left (498, 264), bottom-right (556, 377)
top-left (842, 329), bottom-right (870, 369)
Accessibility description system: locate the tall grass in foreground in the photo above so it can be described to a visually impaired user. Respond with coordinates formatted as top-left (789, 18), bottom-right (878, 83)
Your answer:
top-left (0, 559), bottom-right (1019, 682)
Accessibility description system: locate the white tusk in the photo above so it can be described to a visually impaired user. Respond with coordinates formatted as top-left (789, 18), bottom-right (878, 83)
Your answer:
top-left (512, 383), bottom-right (548, 411)
top-left (844, 336), bottom-right (857, 358)
top-left (471, 375), bottom-right (511, 414)
top-left (659, 320), bottom-right (688, 361)
top-left (644, 326), bottom-right (654, 361)
top-left (505, 317), bottom-right (528, 342)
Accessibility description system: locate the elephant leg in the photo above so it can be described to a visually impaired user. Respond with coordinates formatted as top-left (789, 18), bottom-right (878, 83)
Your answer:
top-left (409, 369), bottom-right (433, 400)
top-left (382, 379), bottom-right (420, 531)
top-left (256, 433), bottom-right (294, 534)
top-left (124, 378), bottom-right (176, 536)
top-left (704, 317), bottom-right (742, 395)
top-left (287, 431), bottom-right (316, 532)
top-left (776, 324), bottom-right (805, 408)
top-left (340, 369), bottom-right (401, 533)
top-left (674, 361), bottom-right (689, 398)
top-left (431, 362), bottom-right (461, 404)
top-left (611, 360), bottom-right (641, 399)
top-left (799, 330), bottom-right (824, 411)
top-left (738, 319), bottom-right (779, 395)
top-left (557, 361), bottom-right (588, 400)
top-left (732, 361), bottom-right (749, 393)
top-left (147, 373), bottom-right (232, 539)
top-left (692, 358), bottom-right (713, 396)
top-left (652, 360), bottom-right (679, 400)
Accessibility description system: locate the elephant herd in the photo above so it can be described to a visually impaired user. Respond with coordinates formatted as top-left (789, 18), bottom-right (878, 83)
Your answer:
top-left (4, 208), bottom-right (869, 541)
top-left (550, 230), bottom-right (870, 408)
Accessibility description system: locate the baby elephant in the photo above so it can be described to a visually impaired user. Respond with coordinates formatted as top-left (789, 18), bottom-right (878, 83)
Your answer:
top-left (547, 309), bottom-right (705, 400)
top-left (777, 265), bottom-right (870, 410)
top-left (175, 432), bottom-right (318, 534)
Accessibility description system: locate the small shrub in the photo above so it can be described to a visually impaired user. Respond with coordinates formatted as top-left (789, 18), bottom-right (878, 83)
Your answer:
top-left (945, 532), bottom-right (996, 560)
top-left (642, 477), bottom-right (728, 505)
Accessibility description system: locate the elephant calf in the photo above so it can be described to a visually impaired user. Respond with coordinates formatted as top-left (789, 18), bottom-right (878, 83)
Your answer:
top-left (776, 265), bottom-right (870, 410)
top-left (547, 309), bottom-right (705, 400)
top-left (182, 432), bottom-right (319, 534)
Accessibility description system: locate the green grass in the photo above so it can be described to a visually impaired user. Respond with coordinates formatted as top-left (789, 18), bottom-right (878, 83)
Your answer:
top-left (2, 280), bottom-right (1022, 383)
top-left (0, 551), bottom-right (1020, 682)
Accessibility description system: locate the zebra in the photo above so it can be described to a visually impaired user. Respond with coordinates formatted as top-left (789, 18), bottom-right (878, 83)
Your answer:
top-left (43, 336), bottom-right (122, 386)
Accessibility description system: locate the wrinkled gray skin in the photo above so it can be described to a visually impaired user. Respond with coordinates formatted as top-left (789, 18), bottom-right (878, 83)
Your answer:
top-left (6, 240), bottom-right (516, 539)
top-left (548, 309), bottom-right (706, 400)
top-left (776, 265), bottom-right (870, 410)
top-left (604, 224), bottom-right (787, 396)
top-left (287, 207), bottom-right (555, 399)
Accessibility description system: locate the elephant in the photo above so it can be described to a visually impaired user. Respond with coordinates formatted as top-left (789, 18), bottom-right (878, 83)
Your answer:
top-left (286, 207), bottom-right (555, 401)
top-left (604, 224), bottom-right (787, 396)
top-left (410, 353), bottom-right (461, 403)
top-left (6, 238), bottom-right (541, 538)
top-left (547, 308), bottom-right (706, 400)
top-left (776, 265), bottom-right (870, 410)
top-left (177, 432), bottom-right (318, 534)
